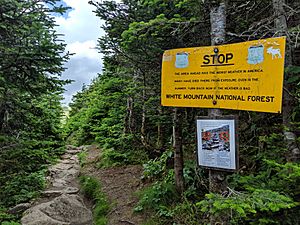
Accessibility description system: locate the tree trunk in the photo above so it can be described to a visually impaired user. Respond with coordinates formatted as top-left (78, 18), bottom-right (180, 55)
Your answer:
top-left (156, 106), bottom-right (163, 149)
top-left (0, 89), bottom-right (10, 133)
top-left (272, 0), bottom-right (300, 162)
top-left (123, 98), bottom-right (130, 134)
top-left (209, 1), bottom-right (228, 224)
top-left (173, 107), bottom-right (184, 194)
top-left (208, 0), bottom-right (228, 194)
top-left (124, 96), bottom-right (134, 134)
top-left (141, 71), bottom-right (149, 148)
top-left (210, 1), bottom-right (226, 46)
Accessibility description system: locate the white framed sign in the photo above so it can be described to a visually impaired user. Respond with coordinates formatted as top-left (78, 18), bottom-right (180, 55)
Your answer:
top-left (196, 117), bottom-right (238, 171)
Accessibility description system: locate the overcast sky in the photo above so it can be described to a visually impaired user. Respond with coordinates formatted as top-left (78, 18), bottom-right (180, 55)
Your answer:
top-left (54, 0), bottom-right (107, 105)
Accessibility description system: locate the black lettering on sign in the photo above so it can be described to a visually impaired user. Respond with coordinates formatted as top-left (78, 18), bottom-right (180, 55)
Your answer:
top-left (203, 55), bottom-right (210, 64)
top-left (247, 95), bottom-right (275, 102)
top-left (226, 53), bottom-right (233, 63)
top-left (166, 94), bottom-right (182, 99)
top-left (201, 53), bottom-right (234, 67)
top-left (183, 94), bottom-right (213, 100)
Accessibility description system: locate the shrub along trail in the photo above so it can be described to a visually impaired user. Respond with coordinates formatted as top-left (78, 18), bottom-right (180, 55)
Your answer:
top-left (81, 145), bottom-right (147, 225)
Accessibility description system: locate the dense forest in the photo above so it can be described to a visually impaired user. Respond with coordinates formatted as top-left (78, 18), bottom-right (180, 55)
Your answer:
top-left (0, 0), bottom-right (70, 223)
top-left (1, 0), bottom-right (300, 224)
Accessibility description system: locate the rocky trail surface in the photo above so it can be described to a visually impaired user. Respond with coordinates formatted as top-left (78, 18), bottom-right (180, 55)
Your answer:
top-left (17, 145), bottom-right (147, 225)
top-left (81, 145), bottom-right (147, 225)
top-left (20, 146), bottom-right (93, 225)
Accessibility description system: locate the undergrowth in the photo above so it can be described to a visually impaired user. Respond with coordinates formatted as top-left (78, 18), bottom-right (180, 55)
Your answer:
top-left (0, 207), bottom-right (20, 225)
top-left (134, 136), bottom-right (300, 225)
top-left (97, 147), bottom-right (148, 168)
top-left (0, 142), bottom-right (65, 224)
top-left (79, 176), bottom-right (110, 225)
top-left (77, 150), bottom-right (88, 167)
top-left (1, 222), bottom-right (21, 225)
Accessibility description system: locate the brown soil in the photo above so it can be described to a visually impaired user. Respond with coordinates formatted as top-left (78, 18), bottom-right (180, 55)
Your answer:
top-left (81, 145), bottom-right (148, 225)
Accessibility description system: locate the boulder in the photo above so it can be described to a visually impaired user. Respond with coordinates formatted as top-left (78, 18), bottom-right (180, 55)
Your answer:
top-left (21, 194), bottom-right (92, 225)
top-left (8, 203), bottom-right (32, 215)
top-left (66, 149), bottom-right (81, 154)
top-left (42, 187), bottom-right (80, 197)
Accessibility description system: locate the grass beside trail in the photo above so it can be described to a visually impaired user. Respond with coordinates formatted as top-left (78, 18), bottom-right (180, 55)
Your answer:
top-left (79, 176), bottom-right (110, 225)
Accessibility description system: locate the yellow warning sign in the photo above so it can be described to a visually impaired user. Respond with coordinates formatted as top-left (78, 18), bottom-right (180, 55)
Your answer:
top-left (161, 37), bottom-right (286, 113)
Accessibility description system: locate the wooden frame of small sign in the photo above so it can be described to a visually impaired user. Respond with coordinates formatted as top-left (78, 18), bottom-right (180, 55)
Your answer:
top-left (196, 115), bottom-right (239, 172)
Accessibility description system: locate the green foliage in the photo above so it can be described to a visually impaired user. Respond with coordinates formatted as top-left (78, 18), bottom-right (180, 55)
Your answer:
top-left (80, 0), bottom-right (209, 163)
top-left (78, 150), bottom-right (88, 167)
top-left (137, 153), bottom-right (208, 224)
top-left (0, 0), bottom-right (69, 211)
top-left (80, 176), bottom-right (110, 225)
top-left (94, 217), bottom-right (108, 225)
top-left (64, 73), bottom-right (129, 144)
top-left (142, 150), bottom-right (173, 180)
top-left (196, 189), bottom-right (298, 224)
top-left (134, 179), bottom-right (178, 215)
top-left (98, 149), bottom-right (130, 167)
top-left (285, 65), bottom-right (300, 120)
top-left (135, 131), bottom-right (300, 224)
top-left (256, 133), bottom-right (287, 163)
top-left (80, 176), bottom-right (101, 200)
top-left (0, 122), bottom-right (65, 208)
top-left (1, 222), bottom-right (21, 225)
top-left (224, 139), bottom-right (300, 224)
top-left (170, 199), bottom-right (202, 225)
top-left (0, 0), bottom-right (69, 97)
top-left (98, 147), bottom-right (148, 168)
top-left (0, 207), bottom-right (18, 224)
top-left (64, 72), bottom-right (149, 166)
top-left (0, 171), bottom-right (46, 207)
top-left (230, 160), bottom-right (300, 197)
top-left (182, 160), bottom-right (208, 200)
top-left (285, 66), bottom-right (300, 84)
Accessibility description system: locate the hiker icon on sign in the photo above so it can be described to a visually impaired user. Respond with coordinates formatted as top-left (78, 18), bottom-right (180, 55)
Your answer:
top-left (175, 52), bottom-right (189, 68)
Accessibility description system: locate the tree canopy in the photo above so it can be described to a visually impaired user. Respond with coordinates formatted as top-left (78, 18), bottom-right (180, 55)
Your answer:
top-left (0, 0), bottom-right (70, 216)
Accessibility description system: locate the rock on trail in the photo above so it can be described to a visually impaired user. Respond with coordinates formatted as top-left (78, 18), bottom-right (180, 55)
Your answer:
top-left (21, 146), bottom-right (93, 225)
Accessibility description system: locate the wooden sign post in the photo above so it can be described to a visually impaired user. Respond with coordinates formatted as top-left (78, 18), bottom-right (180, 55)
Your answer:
top-left (208, 0), bottom-right (227, 197)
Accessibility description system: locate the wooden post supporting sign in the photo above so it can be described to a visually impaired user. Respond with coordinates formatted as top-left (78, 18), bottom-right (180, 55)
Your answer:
top-left (208, 1), bottom-right (228, 195)
top-left (209, 2), bottom-right (228, 224)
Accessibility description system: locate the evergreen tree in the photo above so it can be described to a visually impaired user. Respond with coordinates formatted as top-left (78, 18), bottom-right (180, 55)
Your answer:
top-left (0, 0), bottom-right (70, 213)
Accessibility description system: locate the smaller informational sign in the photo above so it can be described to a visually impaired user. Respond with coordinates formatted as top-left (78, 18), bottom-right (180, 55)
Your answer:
top-left (196, 118), bottom-right (237, 171)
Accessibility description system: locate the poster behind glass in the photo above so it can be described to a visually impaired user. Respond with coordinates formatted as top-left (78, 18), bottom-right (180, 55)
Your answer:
top-left (197, 119), bottom-right (236, 170)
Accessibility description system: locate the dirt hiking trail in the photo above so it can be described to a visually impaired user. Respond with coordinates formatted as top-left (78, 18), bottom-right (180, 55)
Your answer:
top-left (81, 145), bottom-right (148, 225)
top-left (21, 146), bottom-right (93, 225)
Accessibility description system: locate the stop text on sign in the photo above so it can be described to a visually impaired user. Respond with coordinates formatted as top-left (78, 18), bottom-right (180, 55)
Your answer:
top-left (202, 53), bottom-right (234, 66)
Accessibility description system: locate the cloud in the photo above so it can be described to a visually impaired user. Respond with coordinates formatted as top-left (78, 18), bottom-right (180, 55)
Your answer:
top-left (62, 57), bottom-right (102, 104)
top-left (66, 41), bottom-right (101, 60)
top-left (55, 0), bottom-right (105, 43)
top-left (54, 0), bottom-right (103, 105)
